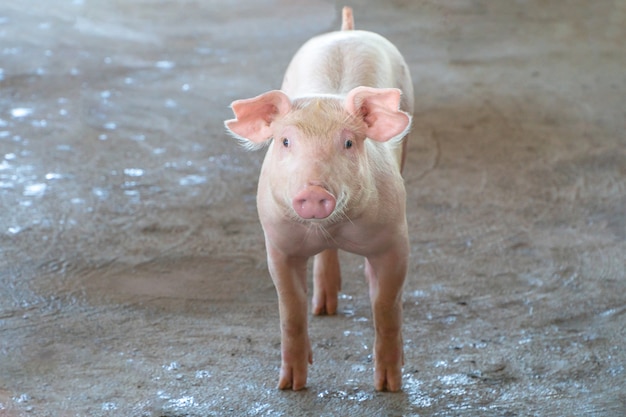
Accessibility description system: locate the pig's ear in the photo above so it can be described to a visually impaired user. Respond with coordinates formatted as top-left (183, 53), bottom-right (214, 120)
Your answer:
top-left (225, 90), bottom-right (291, 145)
top-left (345, 86), bottom-right (411, 142)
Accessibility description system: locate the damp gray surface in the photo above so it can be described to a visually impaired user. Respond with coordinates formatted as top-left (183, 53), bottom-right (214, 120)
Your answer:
top-left (1, 0), bottom-right (625, 416)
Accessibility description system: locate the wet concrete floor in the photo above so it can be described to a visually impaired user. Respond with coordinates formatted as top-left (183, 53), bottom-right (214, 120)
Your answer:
top-left (1, 0), bottom-right (625, 415)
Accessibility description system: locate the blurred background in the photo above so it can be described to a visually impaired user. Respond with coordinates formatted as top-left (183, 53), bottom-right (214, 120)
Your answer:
top-left (1, 1), bottom-right (624, 415)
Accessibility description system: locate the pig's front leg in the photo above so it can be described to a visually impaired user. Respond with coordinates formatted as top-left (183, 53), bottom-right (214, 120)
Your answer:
top-left (312, 249), bottom-right (341, 315)
top-left (266, 242), bottom-right (312, 390)
top-left (365, 241), bottom-right (408, 392)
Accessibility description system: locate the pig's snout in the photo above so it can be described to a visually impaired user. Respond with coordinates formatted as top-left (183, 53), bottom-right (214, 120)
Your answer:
top-left (292, 185), bottom-right (336, 220)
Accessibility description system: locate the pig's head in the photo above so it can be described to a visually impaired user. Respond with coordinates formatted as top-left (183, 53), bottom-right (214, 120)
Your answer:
top-left (225, 87), bottom-right (411, 224)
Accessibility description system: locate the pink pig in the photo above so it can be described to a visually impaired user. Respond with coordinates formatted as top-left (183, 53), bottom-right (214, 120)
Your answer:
top-left (225, 7), bottom-right (413, 392)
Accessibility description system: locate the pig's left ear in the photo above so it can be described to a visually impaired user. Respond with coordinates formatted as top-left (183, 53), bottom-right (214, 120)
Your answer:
top-left (225, 90), bottom-right (291, 145)
top-left (345, 87), bottom-right (411, 142)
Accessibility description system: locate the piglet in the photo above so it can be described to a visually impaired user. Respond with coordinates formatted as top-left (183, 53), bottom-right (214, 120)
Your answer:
top-left (225, 6), bottom-right (414, 392)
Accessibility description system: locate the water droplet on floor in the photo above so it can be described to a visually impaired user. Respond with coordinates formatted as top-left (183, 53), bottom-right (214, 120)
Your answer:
top-left (404, 375), bottom-right (434, 408)
top-left (14, 393), bottom-right (30, 403)
top-left (124, 168), bottom-right (144, 177)
top-left (439, 373), bottom-right (475, 386)
top-left (10, 108), bottom-right (33, 118)
top-left (411, 290), bottom-right (427, 298)
top-left (92, 187), bottom-right (108, 199)
top-left (179, 175), bottom-right (206, 186)
top-left (195, 370), bottom-right (211, 379)
top-left (351, 364), bottom-right (366, 373)
top-left (155, 60), bottom-right (175, 69)
top-left (31, 119), bottom-right (47, 128)
top-left (166, 395), bottom-right (195, 409)
top-left (23, 183), bottom-right (46, 197)
top-left (163, 361), bottom-right (180, 371)
top-left (101, 402), bottom-right (117, 411)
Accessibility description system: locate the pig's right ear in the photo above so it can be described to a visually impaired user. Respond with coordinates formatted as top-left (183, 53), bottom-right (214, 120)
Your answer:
top-left (224, 90), bottom-right (291, 146)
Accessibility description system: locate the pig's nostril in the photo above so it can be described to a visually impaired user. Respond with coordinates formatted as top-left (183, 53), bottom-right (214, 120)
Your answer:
top-left (292, 186), bottom-right (336, 219)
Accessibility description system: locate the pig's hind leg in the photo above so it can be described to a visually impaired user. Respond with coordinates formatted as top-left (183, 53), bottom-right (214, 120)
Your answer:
top-left (312, 248), bottom-right (342, 315)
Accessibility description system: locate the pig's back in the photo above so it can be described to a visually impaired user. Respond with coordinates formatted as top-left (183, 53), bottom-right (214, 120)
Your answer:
top-left (281, 30), bottom-right (414, 114)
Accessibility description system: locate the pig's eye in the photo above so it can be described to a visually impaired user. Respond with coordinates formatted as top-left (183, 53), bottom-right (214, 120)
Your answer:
top-left (282, 138), bottom-right (289, 147)
top-left (344, 139), bottom-right (353, 149)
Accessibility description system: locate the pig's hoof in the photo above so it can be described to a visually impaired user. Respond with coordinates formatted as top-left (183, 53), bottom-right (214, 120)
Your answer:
top-left (278, 365), bottom-right (308, 391)
top-left (312, 291), bottom-right (338, 316)
top-left (374, 365), bottom-right (403, 392)
top-left (279, 337), bottom-right (313, 390)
